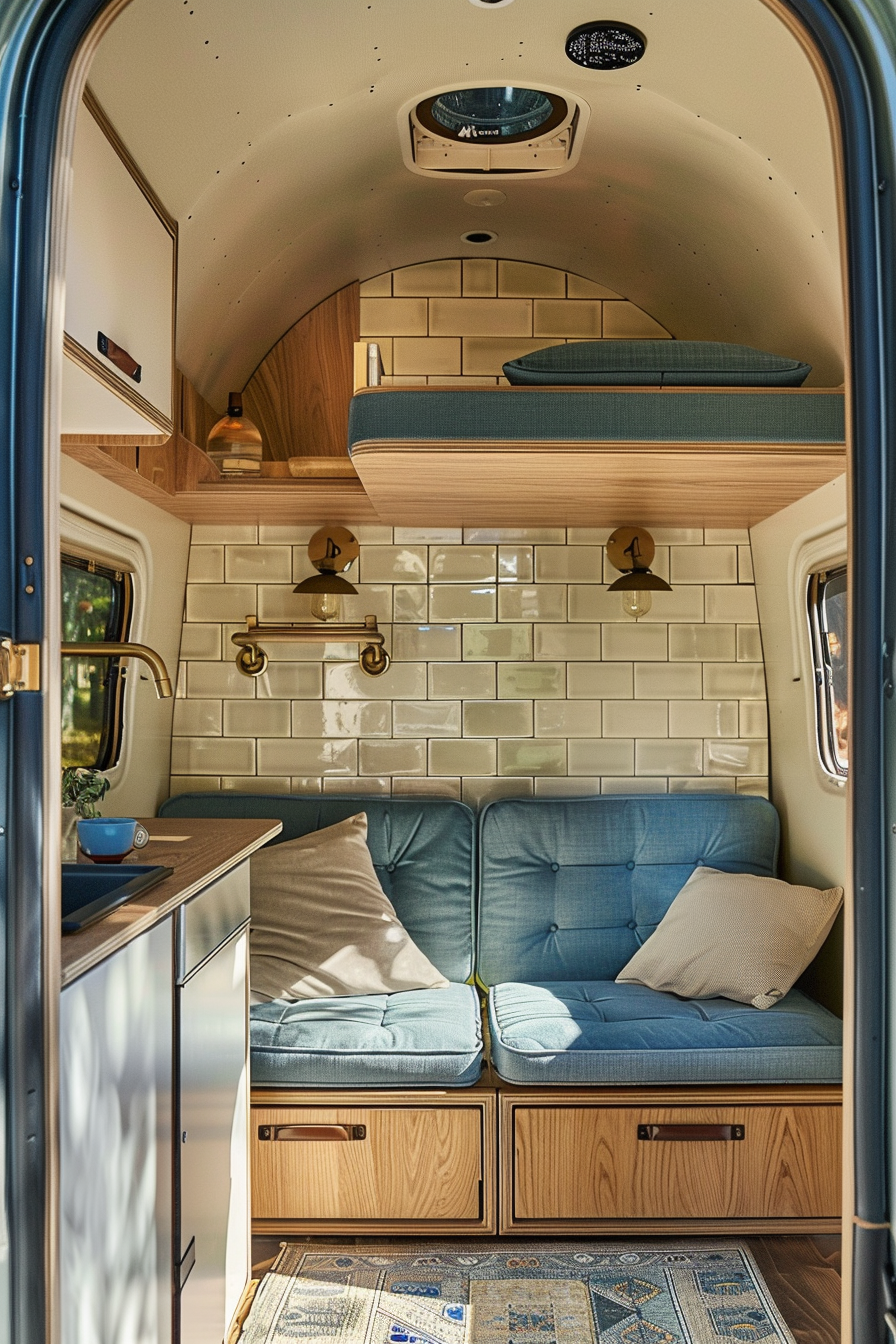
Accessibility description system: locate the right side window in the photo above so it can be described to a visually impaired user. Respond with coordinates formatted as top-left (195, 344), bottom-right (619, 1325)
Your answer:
top-left (808, 566), bottom-right (848, 778)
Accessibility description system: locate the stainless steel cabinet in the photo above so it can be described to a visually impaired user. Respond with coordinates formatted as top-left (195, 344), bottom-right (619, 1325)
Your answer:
top-left (177, 865), bottom-right (250, 1344)
top-left (60, 916), bottom-right (173, 1344)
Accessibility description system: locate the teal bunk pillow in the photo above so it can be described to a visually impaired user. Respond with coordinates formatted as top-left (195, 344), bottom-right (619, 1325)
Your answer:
top-left (502, 339), bottom-right (812, 386)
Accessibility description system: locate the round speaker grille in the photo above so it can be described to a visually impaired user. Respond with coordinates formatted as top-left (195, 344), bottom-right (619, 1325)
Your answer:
top-left (565, 22), bottom-right (646, 70)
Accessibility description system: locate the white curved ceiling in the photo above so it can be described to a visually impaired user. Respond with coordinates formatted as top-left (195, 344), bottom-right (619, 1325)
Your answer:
top-left (88, 0), bottom-right (844, 406)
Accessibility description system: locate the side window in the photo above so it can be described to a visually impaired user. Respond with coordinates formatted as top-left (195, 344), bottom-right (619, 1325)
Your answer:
top-left (808, 566), bottom-right (848, 778)
top-left (61, 554), bottom-right (133, 769)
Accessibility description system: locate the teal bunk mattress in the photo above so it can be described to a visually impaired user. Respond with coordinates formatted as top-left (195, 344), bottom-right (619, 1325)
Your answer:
top-left (347, 386), bottom-right (845, 450)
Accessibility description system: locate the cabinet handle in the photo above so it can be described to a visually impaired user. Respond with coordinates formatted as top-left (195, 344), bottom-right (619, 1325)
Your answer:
top-left (637, 1123), bottom-right (745, 1142)
top-left (97, 331), bottom-right (142, 383)
top-left (257, 1124), bottom-right (367, 1142)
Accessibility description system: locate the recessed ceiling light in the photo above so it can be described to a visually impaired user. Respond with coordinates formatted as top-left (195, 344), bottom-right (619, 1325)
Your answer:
top-left (469, 0), bottom-right (516, 7)
top-left (464, 189), bottom-right (507, 207)
top-left (462, 231), bottom-right (498, 244)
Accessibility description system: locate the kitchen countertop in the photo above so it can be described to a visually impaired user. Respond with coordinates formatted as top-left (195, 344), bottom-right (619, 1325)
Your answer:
top-left (60, 815), bottom-right (282, 987)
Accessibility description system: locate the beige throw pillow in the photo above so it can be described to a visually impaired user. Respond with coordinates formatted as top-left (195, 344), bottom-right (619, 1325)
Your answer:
top-left (249, 813), bottom-right (449, 1002)
top-left (616, 866), bottom-right (843, 1009)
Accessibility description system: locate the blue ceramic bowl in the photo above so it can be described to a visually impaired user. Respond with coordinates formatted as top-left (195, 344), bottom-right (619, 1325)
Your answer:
top-left (76, 817), bottom-right (148, 863)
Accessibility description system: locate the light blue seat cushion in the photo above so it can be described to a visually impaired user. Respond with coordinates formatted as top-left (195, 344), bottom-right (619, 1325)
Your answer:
top-left (250, 982), bottom-right (482, 1087)
top-left (477, 795), bottom-right (780, 986)
top-left (488, 981), bottom-right (842, 1085)
top-left (160, 793), bottom-right (476, 982)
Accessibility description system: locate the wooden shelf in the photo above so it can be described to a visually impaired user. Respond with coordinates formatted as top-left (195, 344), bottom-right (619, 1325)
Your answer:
top-left (61, 437), bottom-right (382, 524)
top-left (62, 378), bottom-right (846, 529)
top-left (350, 438), bottom-right (846, 529)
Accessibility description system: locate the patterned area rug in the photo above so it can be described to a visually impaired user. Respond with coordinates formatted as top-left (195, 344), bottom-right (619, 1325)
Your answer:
top-left (240, 1241), bottom-right (796, 1343)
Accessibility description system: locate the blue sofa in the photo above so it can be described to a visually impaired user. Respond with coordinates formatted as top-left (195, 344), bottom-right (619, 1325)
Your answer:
top-left (160, 794), bottom-right (482, 1088)
top-left (159, 792), bottom-right (842, 1090)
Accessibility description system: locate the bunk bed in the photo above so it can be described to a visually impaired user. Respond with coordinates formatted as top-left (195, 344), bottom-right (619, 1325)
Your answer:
top-left (347, 342), bottom-right (846, 527)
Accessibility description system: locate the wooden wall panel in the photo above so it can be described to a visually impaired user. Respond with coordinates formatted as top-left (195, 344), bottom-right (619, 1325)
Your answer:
top-left (180, 369), bottom-right (222, 450)
top-left (242, 282), bottom-right (360, 462)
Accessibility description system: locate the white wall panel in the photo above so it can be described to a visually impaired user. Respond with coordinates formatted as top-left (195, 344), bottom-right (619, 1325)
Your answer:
top-left (64, 99), bottom-right (173, 427)
top-left (751, 473), bottom-right (846, 1012)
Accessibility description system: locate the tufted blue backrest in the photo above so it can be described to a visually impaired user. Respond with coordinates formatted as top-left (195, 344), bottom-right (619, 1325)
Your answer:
top-left (159, 794), bottom-right (476, 982)
top-left (477, 795), bottom-right (779, 986)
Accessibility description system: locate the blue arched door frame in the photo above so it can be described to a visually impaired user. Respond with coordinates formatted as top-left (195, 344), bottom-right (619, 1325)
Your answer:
top-left (0, 0), bottom-right (894, 1340)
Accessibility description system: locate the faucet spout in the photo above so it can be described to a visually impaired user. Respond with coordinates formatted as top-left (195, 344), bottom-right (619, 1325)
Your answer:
top-left (61, 642), bottom-right (173, 698)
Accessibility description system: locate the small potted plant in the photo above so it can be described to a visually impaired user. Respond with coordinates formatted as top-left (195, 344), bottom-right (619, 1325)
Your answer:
top-left (61, 767), bottom-right (110, 861)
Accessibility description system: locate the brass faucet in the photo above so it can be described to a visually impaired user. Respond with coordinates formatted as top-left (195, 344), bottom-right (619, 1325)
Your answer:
top-left (61, 642), bottom-right (173, 698)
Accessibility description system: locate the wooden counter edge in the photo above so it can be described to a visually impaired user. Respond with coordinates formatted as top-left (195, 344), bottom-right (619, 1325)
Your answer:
top-left (60, 817), bottom-right (282, 988)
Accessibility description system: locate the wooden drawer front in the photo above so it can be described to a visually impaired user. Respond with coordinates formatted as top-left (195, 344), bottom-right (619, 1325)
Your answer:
top-left (513, 1105), bottom-right (841, 1221)
top-left (252, 1107), bottom-right (483, 1222)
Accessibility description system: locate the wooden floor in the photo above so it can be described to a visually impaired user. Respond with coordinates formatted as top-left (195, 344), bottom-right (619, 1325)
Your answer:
top-left (747, 1235), bottom-right (841, 1344)
top-left (252, 1233), bottom-right (840, 1342)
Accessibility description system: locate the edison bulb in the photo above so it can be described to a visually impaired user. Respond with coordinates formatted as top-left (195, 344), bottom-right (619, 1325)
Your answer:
top-left (621, 589), bottom-right (652, 620)
top-left (310, 591), bottom-right (342, 622)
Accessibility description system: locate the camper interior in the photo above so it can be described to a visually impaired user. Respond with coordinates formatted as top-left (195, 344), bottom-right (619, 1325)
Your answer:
top-left (53, 0), bottom-right (850, 1340)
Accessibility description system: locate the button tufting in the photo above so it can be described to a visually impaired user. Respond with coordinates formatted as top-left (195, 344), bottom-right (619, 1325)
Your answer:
top-left (549, 923), bottom-right (559, 933)
top-left (387, 863), bottom-right (396, 872)
top-left (628, 920), bottom-right (637, 929)
top-left (550, 862), bottom-right (560, 872)
top-left (626, 860), bottom-right (635, 871)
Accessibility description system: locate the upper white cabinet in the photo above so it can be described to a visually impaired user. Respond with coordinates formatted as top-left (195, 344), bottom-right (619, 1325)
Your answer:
top-left (63, 92), bottom-right (176, 439)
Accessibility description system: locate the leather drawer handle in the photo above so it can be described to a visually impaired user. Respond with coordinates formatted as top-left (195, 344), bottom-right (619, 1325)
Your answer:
top-left (97, 331), bottom-right (142, 382)
top-left (637, 1123), bottom-right (745, 1142)
top-left (257, 1124), bottom-right (367, 1142)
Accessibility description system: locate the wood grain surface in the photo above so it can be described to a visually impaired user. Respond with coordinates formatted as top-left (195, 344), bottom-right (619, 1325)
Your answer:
top-left (351, 440), bottom-right (846, 528)
top-left (243, 282), bottom-right (360, 461)
top-left (748, 1235), bottom-right (841, 1344)
top-left (61, 816), bottom-right (281, 986)
top-left (252, 1104), bottom-right (485, 1223)
top-left (510, 1103), bottom-right (841, 1224)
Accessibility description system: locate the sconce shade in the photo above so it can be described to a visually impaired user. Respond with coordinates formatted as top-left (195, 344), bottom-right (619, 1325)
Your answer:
top-left (293, 573), bottom-right (358, 597)
top-left (607, 570), bottom-right (672, 593)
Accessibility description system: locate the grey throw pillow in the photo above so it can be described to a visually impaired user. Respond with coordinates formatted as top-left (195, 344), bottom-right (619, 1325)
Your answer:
top-left (616, 866), bottom-right (843, 1009)
top-left (249, 812), bottom-right (449, 1002)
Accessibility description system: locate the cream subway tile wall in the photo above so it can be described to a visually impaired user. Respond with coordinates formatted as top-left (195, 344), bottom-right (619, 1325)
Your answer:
top-left (360, 259), bottom-right (671, 386)
top-left (173, 527), bottom-right (769, 800)
top-left (170, 261), bottom-right (764, 800)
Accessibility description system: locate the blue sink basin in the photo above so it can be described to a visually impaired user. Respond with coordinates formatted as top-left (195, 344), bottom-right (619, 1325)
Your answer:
top-left (62, 863), bottom-right (174, 934)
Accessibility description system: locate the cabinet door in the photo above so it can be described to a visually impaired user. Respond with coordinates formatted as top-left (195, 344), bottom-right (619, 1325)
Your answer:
top-left (179, 929), bottom-right (249, 1344)
top-left (60, 917), bottom-right (173, 1344)
top-left (64, 95), bottom-right (175, 436)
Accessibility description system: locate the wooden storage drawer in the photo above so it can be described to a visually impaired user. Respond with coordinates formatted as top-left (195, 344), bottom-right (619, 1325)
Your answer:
top-left (505, 1092), bottom-right (841, 1231)
top-left (252, 1093), bottom-right (495, 1232)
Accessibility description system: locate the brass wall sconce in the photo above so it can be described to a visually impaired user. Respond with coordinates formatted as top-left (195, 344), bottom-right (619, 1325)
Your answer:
top-left (606, 526), bottom-right (672, 619)
top-left (232, 526), bottom-right (390, 678)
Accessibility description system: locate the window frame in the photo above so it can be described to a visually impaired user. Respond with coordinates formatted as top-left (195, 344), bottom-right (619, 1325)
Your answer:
top-left (808, 564), bottom-right (848, 780)
top-left (61, 550), bottom-right (133, 771)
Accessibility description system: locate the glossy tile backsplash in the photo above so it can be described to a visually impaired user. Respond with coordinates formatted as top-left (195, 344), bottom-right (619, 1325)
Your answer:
top-left (172, 526), bottom-right (769, 804)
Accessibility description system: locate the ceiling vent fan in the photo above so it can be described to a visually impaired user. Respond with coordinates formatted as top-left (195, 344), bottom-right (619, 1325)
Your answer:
top-left (402, 85), bottom-right (586, 177)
